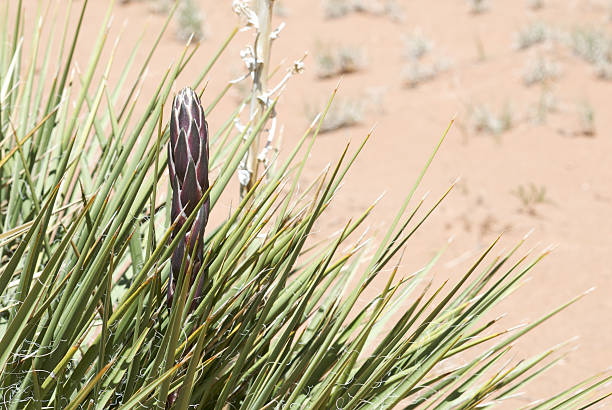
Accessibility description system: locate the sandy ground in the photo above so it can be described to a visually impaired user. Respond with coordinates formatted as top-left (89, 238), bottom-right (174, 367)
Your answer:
top-left (18, 0), bottom-right (612, 406)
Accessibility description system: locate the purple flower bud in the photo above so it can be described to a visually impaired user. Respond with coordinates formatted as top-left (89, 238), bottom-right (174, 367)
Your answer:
top-left (167, 87), bottom-right (210, 309)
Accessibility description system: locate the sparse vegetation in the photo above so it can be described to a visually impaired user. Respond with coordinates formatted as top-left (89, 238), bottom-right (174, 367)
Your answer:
top-left (131, 0), bottom-right (205, 41)
top-left (564, 27), bottom-right (612, 81)
top-left (323, 0), bottom-right (352, 18)
top-left (513, 23), bottom-right (612, 82)
top-left (527, 0), bottom-right (544, 10)
top-left (513, 22), bottom-right (550, 50)
top-left (577, 100), bottom-right (596, 136)
top-left (403, 29), bottom-right (433, 60)
top-left (307, 97), bottom-right (365, 132)
top-left (469, 0), bottom-right (489, 14)
top-left (401, 30), bottom-right (452, 88)
top-left (363, 86), bottom-right (388, 114)
top-left (512, 183), bottom-right (552, 215)
top-left (402, 60), bottom-right (448, 88)
top-left (469, 103), bottom-right (514, 136)
top-left (595, 59), bottom-right (612, 80)
top-left (176, 0), bottom-right (205, 41)
top-left (522, 54), bottom-right (561, 86)
top-left (528, 89), bottom-right (558, 124)
top-left (569, 27), bottom-right (612, 64)
top-left (474, 32), bottom-right (487, 61)
top-left (315, 43), bottom-right (367, 78)
top-left (149, 0), bottom-right (173, 14)
top-left (382, 0), bottom-right (406, 22)
top-left (322, 0), bottom-right (404, 21)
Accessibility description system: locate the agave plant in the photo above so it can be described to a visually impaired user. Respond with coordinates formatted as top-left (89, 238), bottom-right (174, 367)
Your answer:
top-left (0, 1), bottom-right (610, 409)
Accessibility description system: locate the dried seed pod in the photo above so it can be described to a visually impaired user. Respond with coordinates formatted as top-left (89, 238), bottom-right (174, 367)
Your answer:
top-left (167, 87), bottom-right (210, 308)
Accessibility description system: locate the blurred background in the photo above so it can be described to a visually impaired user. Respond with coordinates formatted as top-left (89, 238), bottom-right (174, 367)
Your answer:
top-left (32, 0), bottom-right (612, 403)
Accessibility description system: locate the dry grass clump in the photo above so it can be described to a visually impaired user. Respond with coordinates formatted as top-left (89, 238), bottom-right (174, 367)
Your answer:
top-left (306, 86), bottom-right (388, 132)
top-left (570, 28), bottom-right (612, 64)
top-left (318, 98), bottom-right (365, 132)
top-left (522, 54), bottom-right (561, 85)
top-left (527, 89), bottom-right (558, 124)
top-left (555, 100), bottom-right (597, 137)
top-left (469, 103), bottom-right (514, 136)
top-left (322, 0), bottom-right (404, 21)
top-left (380, 0), bottom-right (405, 22)
top-left (595, 60), bottom-right (612, 79)
top-left (527, 0), bottom-right (544, 10)
top-left (513, 22), bottom-right (550, 50)
top-left (402, 61), bottom-right (452, 88)
top-left (139, 0), bottom-right (205, 41)
top-left (176, 0), bottom-right (206, 41)
top-left (401, 30), bottom-right (452, 88)
top-left (510, 24), bottom-right (612, 82)
top-left (577, 100), bottom-right (596, 136)
top-left (512, 23), bottom-right (612, 83)
top-left (307, 98), bottom-right (365, 132)
top-left (403, 30), bottom-right (433, 60)
top-left (148, 0), bottom-right (173, 14)
top-left (512, 183), bottom-right (552, 215)
top-left (323, 0), bottom-right (352, 18)
top-left (468, 0), bottom-right (489, 14)
top-left (511, 23), bottom-right (612, 82)
top-left (402, 63), bottom-right (437, 88)
top-left (566, 27), bottom-right (612, 81)
top-left (363, 86), bottom-right (388, 114)
top-left (316, 43), bottom-right (367, 78)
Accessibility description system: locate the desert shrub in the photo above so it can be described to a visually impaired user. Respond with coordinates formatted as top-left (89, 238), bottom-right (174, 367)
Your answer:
top-left (469, 103), bottom-right (514, 136)
top-left (403, 30), bottom-right (433, 60)
top-left (315, 43), bottom-right (367, 78)
top-left (576, 100), bottom-right (596, 136)
top-left (307, 97), bottom-right (365, 132)
top-left (402, 61), bottom-right (438, 88)
top-left (595, 59), bottom-right (612, 79)
top-left (566, 27), bottom-right (612, 81)
top-left (322, 0), bottom-right (404, 21)
top-left (149, 0), bottom-right (173, 14)
top-left (139, 0), bottom-right (205, 41)
top-left (401, 30), bottom-right (452, 88)
top-left (513, 22), bottom-right (550, 50)
top-left (527, 0), bottom-right (544, 10)
top-left (0, 1), bottom-right (610, 409)
top-left (468, 0), bottom-right (489, 14)
top-left (176, 0), bottom-right (206, 41)
top-left (522, 54), bottom-right (561, 85)
top-left (527, 89), bottom-right (558, 124)
top-left (512, 183), bottom-right (552, 215)
top-left (323, 0), bottom-right (353, 18)
top-left (570, 27), bottom-right (612, 64)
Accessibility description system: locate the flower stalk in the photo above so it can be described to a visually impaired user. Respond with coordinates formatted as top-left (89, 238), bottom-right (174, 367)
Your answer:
top-left (238, 0), bottom-right (276, 199)
top-left (167, 87), bottom-right (210, 308)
